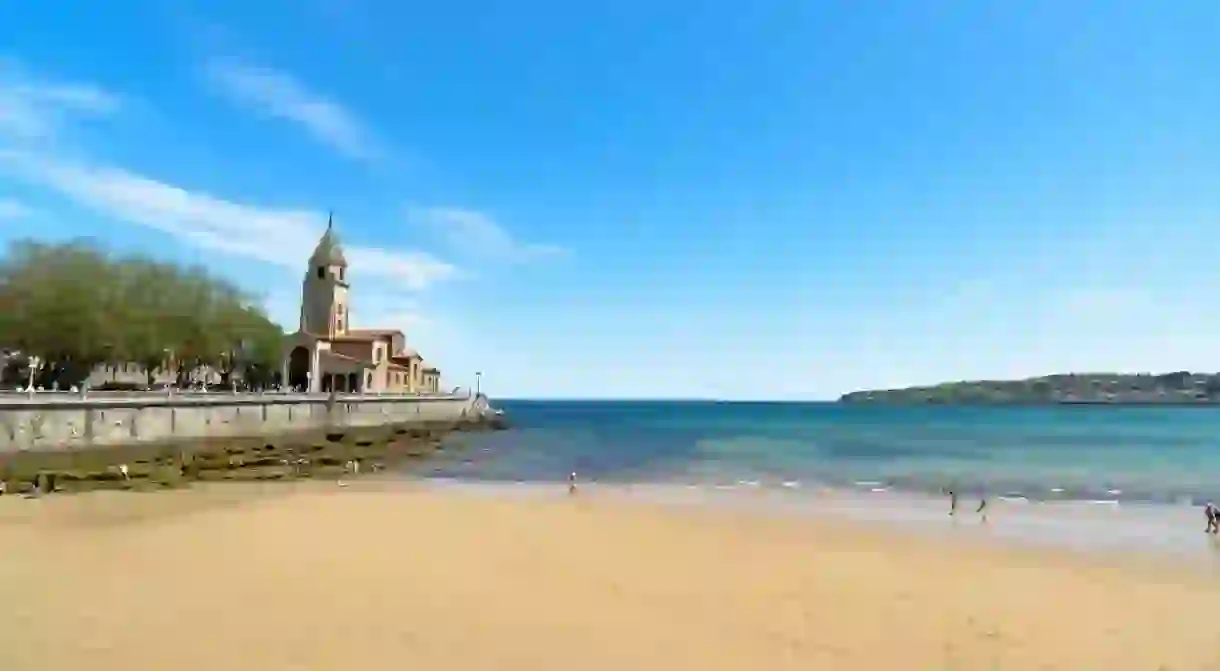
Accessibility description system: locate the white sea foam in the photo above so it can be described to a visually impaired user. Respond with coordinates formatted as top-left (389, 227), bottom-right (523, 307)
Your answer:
top-left (418, 478), bottom-right (1217, 563)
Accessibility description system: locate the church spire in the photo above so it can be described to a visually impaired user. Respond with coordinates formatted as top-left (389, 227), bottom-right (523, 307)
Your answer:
top-left (309, 211), bottom-right (348, 267)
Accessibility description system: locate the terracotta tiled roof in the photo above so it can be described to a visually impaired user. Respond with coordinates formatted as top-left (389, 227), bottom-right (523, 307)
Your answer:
top-left (321, 350), bottom-right (409, 373)
top-left (321, 329), bottom-right (403, 343)
top-left (324, 334), bottom-right (377, 342)
top-left (348, 328), bottom-right (404, 337)
top-left (320, 351), bottom-right (373, 367)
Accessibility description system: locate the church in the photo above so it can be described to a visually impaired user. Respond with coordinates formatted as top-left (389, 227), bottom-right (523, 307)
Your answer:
top-left (279, 218), bottom-right (443, 394)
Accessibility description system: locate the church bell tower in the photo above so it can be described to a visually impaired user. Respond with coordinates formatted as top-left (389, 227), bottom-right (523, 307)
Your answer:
top-left (300, 212), bottom-right (350, 338)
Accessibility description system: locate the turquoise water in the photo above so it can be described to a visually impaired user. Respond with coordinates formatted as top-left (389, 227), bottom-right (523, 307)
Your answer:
top-left (425, 401), bottom-right (1220, 505)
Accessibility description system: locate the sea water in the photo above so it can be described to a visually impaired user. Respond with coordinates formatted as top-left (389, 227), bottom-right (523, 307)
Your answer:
top-left (412, 401), bottom-right (1220, 560)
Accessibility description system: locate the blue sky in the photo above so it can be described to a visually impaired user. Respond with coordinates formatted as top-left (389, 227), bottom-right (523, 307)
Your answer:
top-left (2, 1), bottom-right (1220, 399)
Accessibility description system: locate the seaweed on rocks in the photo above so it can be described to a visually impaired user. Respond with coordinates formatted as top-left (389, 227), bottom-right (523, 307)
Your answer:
top-left (0, 414), bottom-right (506, 495)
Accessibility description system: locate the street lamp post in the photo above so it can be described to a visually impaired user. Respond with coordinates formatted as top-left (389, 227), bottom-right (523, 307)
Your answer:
top-left (26, 355), bottom-right (39, 398)
top-left (475, 371), bottom-right (482, 398)
top-left (164, 348), bottom-right (174, 396)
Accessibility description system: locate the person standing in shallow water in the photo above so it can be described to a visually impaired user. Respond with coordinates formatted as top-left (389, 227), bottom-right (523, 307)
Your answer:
top-left (947, 490), bottom-right (958, 516)
top-left (976, 496), bottom-right (988, 523)
top-left (1205, 501), bottom-right (1218, 534)
top-left (568, 472), bottom-right (578, 496)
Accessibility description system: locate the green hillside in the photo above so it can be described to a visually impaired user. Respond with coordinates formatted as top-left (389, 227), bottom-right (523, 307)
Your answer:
top-left (838, 372), bottom-right (1220, 405)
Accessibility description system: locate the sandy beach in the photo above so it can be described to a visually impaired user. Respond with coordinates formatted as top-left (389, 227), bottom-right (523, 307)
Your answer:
top-left (2, 483), bottom-right (1218, 670)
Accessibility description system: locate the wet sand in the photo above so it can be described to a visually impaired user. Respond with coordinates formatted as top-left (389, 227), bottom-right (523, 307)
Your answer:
top-left (2, 482), bottom-right (1219, 670)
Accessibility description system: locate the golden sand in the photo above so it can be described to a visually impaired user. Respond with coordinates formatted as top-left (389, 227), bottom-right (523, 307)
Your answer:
top-left (1, 483), bottom-right (1218, 670)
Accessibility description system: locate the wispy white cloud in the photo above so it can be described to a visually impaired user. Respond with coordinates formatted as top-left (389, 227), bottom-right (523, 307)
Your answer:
top-left (205, 60), bottom-right (377, 160)
top-left (0, 60), bottom-right (119, 141)
top-left (0, 63), bottom-right (447, 288)
top-left (0, 150), bottom-right (459, 290)
top-left (406, 205), bottom-right (568, 263)
top-left (0, 198), bottom-right (32, 219)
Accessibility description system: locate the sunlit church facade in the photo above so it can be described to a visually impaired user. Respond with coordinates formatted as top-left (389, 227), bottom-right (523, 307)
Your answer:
top-left (279, 218), bottom-right (442, 394)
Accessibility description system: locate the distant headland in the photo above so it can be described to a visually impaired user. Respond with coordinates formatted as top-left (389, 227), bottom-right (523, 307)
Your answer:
top-left (838, 372), bottom-right (1220, 405)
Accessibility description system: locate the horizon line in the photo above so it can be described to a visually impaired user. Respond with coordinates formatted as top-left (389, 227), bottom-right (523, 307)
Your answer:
top-left (491, 397), bottom-right (839, 403)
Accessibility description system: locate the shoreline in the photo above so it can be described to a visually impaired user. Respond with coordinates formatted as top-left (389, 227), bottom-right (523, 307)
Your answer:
top-left (424, 407), bottom-right (1220, 509)
top-left (2, 482), bottom-right (1217, 670)
top-left (418, 476), bottom-right (1220, 565)
top-left (7, 459), bottom-right (1215, 563)
top-left (838, 400), bottom-right (1220, 406)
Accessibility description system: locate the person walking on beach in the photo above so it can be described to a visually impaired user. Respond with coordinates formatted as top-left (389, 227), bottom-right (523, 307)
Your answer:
top-left (947, 490), bottom-right (958, 516)
top-left (569, 471), bottom-right (578, 496)
top-left (976, 497), bottom-right (988, 523)
top-left (1205, 501), bottom-right (1218, 534)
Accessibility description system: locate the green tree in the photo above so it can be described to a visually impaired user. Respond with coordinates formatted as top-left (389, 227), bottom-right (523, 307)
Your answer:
top-left (0, 240), bottom-right (119, 387)
top-left (0, 239), bottom-right (285, 389)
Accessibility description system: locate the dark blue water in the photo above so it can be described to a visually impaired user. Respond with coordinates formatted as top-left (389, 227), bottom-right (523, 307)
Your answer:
top-left (423, 401), bottom-right (1220, 504)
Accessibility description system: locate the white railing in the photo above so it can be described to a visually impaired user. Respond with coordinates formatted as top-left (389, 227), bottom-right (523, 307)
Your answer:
top-left (0, 388), bottom-right (473, 408)
top-left (0, 387), bottom-right (467, 397)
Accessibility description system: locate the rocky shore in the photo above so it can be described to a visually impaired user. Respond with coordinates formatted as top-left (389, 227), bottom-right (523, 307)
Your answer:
top-left (0, 414), bottom-right (508, 495)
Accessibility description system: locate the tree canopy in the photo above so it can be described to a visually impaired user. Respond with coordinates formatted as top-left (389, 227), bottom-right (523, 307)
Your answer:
top-left (0, 239), bottom-right (285, 389)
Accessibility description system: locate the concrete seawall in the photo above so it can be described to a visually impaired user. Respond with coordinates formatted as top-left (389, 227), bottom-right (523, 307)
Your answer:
top-left (0, 392), bottom-right (481, 453)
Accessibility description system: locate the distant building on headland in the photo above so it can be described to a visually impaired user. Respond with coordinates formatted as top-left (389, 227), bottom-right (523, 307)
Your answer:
top-left (279, 216), bottom-right (443, 394)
